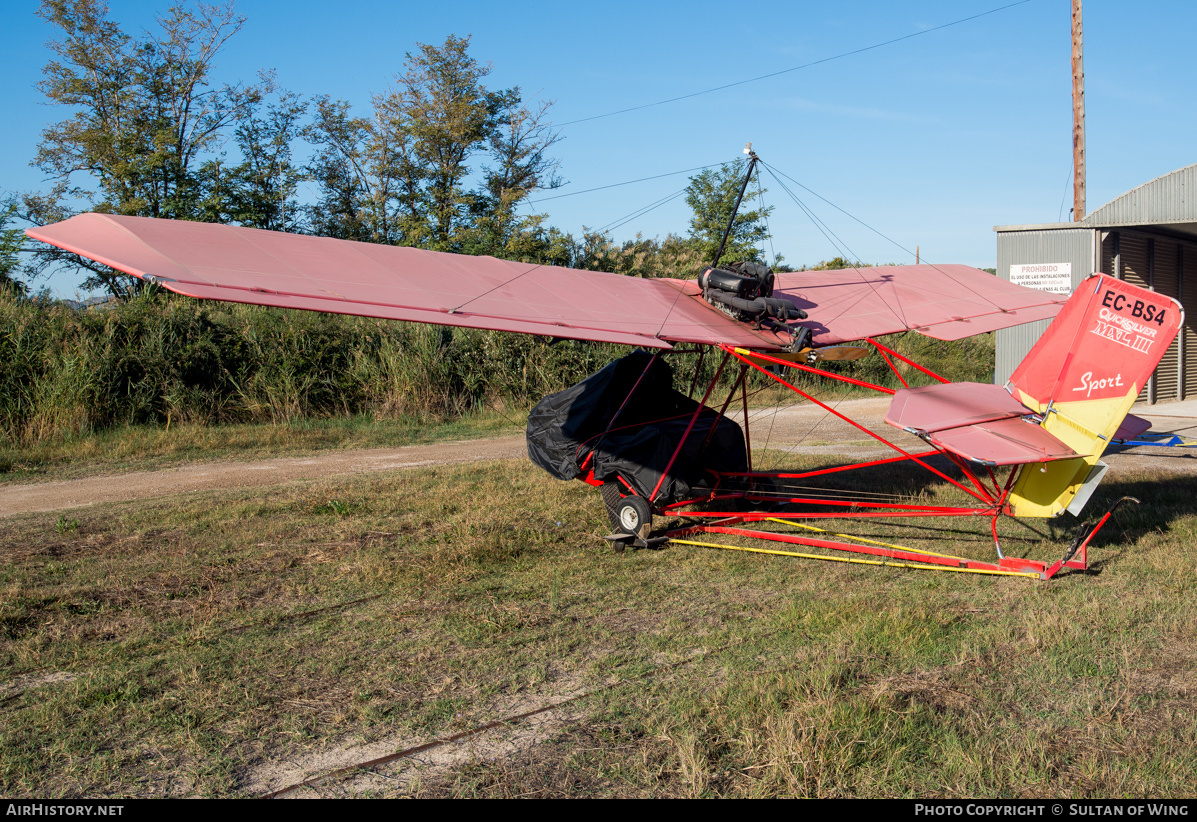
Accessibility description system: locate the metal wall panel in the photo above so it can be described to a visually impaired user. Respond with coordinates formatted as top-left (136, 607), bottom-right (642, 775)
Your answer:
top-left (1154, 239), bottom-right (1181, 296)
top-left (1100, 230), bottom-right (1194, 403)
top-left (1183, 245), bottom-right (1197, 399)
top-left (1153, 238), bottom-right (1181, 401)
top-left (1116, 232), bottom-right (1152, 401)
top-left (995, 227), bottom-right (1095, 384)
top-left (1101, 230), bottom-right (1117, 276)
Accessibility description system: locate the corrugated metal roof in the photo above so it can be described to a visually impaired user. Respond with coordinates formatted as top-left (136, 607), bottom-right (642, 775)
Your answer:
top-left (1082, 163), bottom-right (1197, 231)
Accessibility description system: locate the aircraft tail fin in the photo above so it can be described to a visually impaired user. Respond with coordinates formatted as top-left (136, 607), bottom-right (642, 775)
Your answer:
top-left (1006, 275), bottom-right (1183, 517)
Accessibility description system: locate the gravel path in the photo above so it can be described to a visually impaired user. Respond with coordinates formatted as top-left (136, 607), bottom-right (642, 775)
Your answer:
top-left (5, 396), bottom-right (1196, 517)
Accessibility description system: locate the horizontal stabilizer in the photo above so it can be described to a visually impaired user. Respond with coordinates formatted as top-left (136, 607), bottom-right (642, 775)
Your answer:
top-left (886, 382), bottom-right (1078, 466)
top-left (887, 382), bottom-right (1031, 432)
top-left (1112, 413), bottom-right (1152, 442)
top-left (925, 417), bottom-right (1079, 466)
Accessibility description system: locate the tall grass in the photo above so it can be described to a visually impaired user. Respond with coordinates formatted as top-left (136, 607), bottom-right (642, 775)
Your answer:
top-left (0, 290), bottom-right (995, 447)
top-left (0, 291), bottom-right (619, 446)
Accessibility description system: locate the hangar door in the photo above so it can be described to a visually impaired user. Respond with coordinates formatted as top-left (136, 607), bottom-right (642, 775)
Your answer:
top-left (1101, 230), bottom-right (1186, 402)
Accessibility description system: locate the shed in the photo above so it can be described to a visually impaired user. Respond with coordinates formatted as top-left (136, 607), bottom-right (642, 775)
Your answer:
top-left (995, 163), bottom-right (1197, 402)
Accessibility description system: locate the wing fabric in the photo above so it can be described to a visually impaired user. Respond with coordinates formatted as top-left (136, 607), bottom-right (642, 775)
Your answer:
top-left (772, 264), bottom-right (1067, 345)
top-left (27, 213), bottom-right (794, 350)
top-left (28, 214), bottom-right (1065, 350)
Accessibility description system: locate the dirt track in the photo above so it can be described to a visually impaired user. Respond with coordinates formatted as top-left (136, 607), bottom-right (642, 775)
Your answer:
top-left (1, 437), bottom-right (529, 517)
top-left (5, 396), bottom-right (1197, 517)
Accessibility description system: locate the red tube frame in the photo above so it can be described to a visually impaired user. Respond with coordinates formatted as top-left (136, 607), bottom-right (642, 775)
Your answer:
top-left (604, 339), bottom-right (1094, 580)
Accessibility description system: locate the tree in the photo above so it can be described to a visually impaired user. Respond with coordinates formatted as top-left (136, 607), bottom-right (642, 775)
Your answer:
top-left (394, 34), bottom-right (492, 250)
top-left (26, 0), bottom-right (262, 295)
top-left (684, 159), bottom-right (772, 265)
top-left (0, 201), bottom-right (28, 296)
top-left (464, 89), bottom-right (562, 256)
top-left (305, 35), bottom-right (561, 255)
top-left (305, 92), bottom-right (424, 245)
top-left (197, 79), bottom-right (307, 232)
top-left (304, 97), bottom-right (375, 242)
top-left (807, 256), bottom-right (863, 270)
top-left (571, 231), bottom-right (706, 279)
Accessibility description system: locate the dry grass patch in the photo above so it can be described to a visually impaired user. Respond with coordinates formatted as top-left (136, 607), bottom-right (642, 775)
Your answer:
top-left (2, 453), bottom-right (1197, 796)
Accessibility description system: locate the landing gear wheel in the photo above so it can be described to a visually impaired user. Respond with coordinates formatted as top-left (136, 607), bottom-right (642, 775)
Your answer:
top-left (602, 482), bottom-right (652, 538)
top-left (616, 496), bottom-right (652, 541)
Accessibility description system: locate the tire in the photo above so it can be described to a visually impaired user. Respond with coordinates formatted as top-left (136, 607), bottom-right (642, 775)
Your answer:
top-left (615, 495), bottom-right (652, 541)
top-left (601, 482), bottom-right (653, 541)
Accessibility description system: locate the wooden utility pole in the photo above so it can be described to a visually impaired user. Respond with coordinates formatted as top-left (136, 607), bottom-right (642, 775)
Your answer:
top-left (1072, 0), bottom-right (1086, 221)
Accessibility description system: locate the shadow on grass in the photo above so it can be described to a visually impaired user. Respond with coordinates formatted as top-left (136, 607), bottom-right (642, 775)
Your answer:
top-left (651, 451), bottom-right (1197, 569)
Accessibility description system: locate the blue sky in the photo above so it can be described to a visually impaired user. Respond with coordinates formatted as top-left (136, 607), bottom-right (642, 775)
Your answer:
top-left (3, 0), bottom-right (1195, 296)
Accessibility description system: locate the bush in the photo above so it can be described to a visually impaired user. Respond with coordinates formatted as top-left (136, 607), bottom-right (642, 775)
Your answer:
top-left (0, 290), bottom-right (996, 446)
top-left (0, 291), bottom-right (625, 444)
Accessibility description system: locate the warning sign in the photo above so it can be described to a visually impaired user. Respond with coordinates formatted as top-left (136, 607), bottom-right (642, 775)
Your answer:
top-left (1010, 263), bottom-right (1072, 294)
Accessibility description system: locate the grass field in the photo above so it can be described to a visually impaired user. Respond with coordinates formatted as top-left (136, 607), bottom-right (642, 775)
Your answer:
top-left (3, 428), bottom-right (1197, 797)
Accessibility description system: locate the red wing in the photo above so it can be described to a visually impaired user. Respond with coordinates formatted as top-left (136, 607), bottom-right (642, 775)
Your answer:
top-left (773, 264), bottom-right (1067, 345)
top-left (27, 214), bottom-right (800, 350)
top-left (28, 214), bottom-right (1064, 350)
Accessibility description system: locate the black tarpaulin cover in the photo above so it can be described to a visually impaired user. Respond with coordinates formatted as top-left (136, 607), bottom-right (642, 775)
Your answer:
top-left (526, 351), bottom-right (748, 503)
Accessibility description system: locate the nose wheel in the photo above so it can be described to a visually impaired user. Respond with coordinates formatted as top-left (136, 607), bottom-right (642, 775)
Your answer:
top-left (615, 495), bottom-right (652, 540)
top-left (601, 482), bottom-right (662, 551)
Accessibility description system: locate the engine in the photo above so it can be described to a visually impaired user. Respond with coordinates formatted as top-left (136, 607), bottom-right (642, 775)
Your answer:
top-left (697, 261), bottom-right (807, 324)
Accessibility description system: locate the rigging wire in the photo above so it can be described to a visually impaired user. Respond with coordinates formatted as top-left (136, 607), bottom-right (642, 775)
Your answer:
top-left (452, 178), bottom-right (689, 321)
top-left (556, 0), bottom-right (1035, 127)
top-left (763, 169), bottom-right (863, 264)
top-left (451, 175), bottom-right (692, 314)
top-left (711, 461), bottom-right (943, 504)
top-left (447, 261), bottom-right (549, 314)
top-left (760, 161), bottom-right (919, 263)
top-left (527, 164), bottom-right (723, 204)
top-left (1057, 165), bottom-right (1075, 223)
top-left (756, 172), bottom-right (780, 269)
top-left (727, 174), bottom-right (858, 463)
top-left (760, 163), bottom-right (910, 327)
top-left (596, 188), bottom-right (689, 235)
top-left (730, 485), bottom-right (924, 504)
top-left (754, 380), bottom-right (791, 464)
top-left (760, 160), bottom-right (1014, 316)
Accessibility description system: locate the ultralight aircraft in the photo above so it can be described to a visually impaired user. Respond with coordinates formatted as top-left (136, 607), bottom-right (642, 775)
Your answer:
top-left (27, 165), bottom-right (1183, 581)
